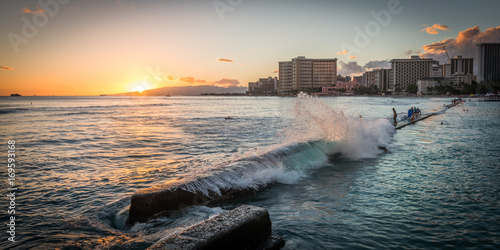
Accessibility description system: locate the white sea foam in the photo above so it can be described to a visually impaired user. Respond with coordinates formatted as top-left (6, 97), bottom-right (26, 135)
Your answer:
top-left (283, 92), bottom-right (395, 160)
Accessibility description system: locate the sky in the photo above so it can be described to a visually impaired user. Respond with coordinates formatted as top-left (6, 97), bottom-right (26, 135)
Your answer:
top-left (1, 0), bottom-right (500, 96)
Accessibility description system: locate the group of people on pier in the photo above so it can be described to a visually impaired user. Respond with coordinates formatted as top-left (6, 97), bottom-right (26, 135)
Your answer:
top-left (408, 107), bottom-right (421, 121)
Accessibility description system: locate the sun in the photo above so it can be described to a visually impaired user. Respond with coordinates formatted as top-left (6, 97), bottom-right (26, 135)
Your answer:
top-left (133, 86), bottom-right (145, 93)
top-left (132, 82), bottom-right (150, 93)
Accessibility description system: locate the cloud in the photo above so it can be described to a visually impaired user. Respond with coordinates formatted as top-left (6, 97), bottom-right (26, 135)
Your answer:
top-left (167, 75), bottom-right (173, 80)
top-left (404, 49), bottom-right (421, 56)
top-left (22, 6), bottom-right (45, 15)
top-left (218, 58), bottom-right (234, 63)
top-left (420, 25), bottom-right (500, 67)
top-left (338, 61), bottom-right (364, 76)
top-left (179, 77), bottom-right (195, 84)
top-left (337, 50), bottom-right (348, 55)
top-left (338, 60), bottom-right (391, 76)
top-left (364, 60), bottom-right (391, 69)
top-left (0, 66), bottom-right (14, 70)
top-left (349, 56), bottom-right (357, 59)
top-left (421, 24), bottom-right (450, 35)
top-left (274, 70), bottom-right (279, 73)
top-left (179, 77), bottom-right (207, 84)
top-left (212, 78), bottom-right (240, 88)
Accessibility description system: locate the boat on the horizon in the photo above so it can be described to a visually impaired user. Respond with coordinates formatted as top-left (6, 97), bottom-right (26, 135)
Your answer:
top-left (10, 93), bottom-right (21, 97)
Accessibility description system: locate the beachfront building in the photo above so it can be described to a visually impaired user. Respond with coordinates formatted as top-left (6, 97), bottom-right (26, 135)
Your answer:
top-left (322, 80), bottom-right (361, 95)
top-left (248, 77), bottom-right (279, 93)
top-left (447, 73), bottom-right (473, 85)
top-left (363, 70), bottom-right (377, 87)
top-left (477, 42), bottom-right (500, 82)
top-left (432, 63), bottom-right (443, 77)
top-left (278, 56), bottom-right (337, 93)
top-left (278, 61), bottom-right (293, 92)
top-left (417, 74), bottom-right (473, 95)
top-left (442, 55), bottom-right (474, 78)
top-left (353, 75), bottom-right (363, 84)
top-left (363, 68), bottom-right (390, 91)
top-left (389, 56), bottom-right (436, 92)
top-left (417, 77), bottom-right (443, 95)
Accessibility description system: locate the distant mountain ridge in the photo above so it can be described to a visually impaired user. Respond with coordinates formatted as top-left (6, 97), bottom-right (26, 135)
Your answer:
top-left (111, 85), bottom-right (247, 96)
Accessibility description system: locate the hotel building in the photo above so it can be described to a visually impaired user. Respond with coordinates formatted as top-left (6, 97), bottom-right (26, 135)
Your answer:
top-left (363, 68), bottom-right (390, 91)
top-left (278, 56), bottom-right (337, 93)
top-left (443, 56), bottom-right (473, 77)
top-left (389, 56), bottom-right (436, 92)
top-left (248, 77), bottom-right (279, 93)
top-left (477, 42), bottom-right (500, 82)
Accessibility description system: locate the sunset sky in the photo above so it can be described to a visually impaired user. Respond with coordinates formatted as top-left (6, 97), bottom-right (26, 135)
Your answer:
top-left (1, 0), bottom-right (500, 96)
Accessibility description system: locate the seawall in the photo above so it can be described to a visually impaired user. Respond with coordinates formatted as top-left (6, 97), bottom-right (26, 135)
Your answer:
top-left (148, 205), bottom-right (285, 250)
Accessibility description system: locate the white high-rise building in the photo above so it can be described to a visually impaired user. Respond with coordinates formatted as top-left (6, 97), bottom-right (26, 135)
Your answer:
top-left (278, 56), bottom-right (337, 93)
top-left (389, 56), bottom-right (436, 92)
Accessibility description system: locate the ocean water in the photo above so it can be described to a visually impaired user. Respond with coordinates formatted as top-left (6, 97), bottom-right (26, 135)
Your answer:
top-left (0, 95), bottom-right (499, 249)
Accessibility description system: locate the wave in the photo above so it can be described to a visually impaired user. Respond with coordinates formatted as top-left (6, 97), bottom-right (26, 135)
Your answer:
top-left (176, 93), bottom-right (395, 198)
top-left (0, 107), bottom-right (29, 114)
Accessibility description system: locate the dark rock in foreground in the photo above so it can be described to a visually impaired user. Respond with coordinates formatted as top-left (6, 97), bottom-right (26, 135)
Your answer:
top-left (148, 205), bottom-right (285, 250)
top-left (128, 177), bottom-right (255, 225)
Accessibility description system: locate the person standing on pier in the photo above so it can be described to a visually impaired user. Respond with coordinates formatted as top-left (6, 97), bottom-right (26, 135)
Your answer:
top-left (393, 108), bottom-right (397, 126)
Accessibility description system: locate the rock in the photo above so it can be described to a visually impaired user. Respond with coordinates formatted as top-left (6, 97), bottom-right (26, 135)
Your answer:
top-left (148, 205), bottom-right (284, 250)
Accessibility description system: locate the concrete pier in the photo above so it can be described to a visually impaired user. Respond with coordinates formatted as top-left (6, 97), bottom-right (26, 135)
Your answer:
top-left (395, 113), bottom-right (436, 130)
top-left (148, 205), bottom-right (285, 250)
top-left (395, 102), bottom-right (460, 130)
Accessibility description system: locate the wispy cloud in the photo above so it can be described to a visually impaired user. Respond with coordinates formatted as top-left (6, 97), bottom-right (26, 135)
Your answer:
top-left (349, 56), bottom-right (357, 59)
top-left (404, 49), bottom-right (421, 56)
top-left (179, 77), bottom-right (195, 84)
top-left (0, 66), bottom-right (14, 70)
top-left (22, 6), bottom-right (45, 15)
top-left (179, 77), bottom-right (206, 84)
top-left (337, 50), bottom-right (348, 55)
top-left (218, 58), bottom-right (234, 63)
top-left (273, 70), bottom-right (279, 73)
top-left (421, 24), bottom-right (450, 35)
